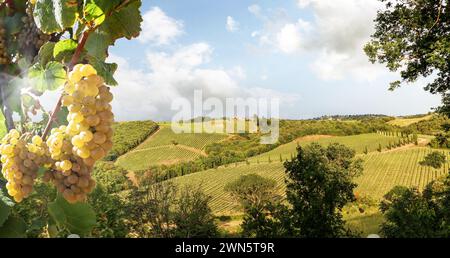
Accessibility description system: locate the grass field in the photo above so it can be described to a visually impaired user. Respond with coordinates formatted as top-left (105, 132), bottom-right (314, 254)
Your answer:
top-left (387, 115), bottom-right (433, 127)
top-left (116, 145), bottom-right (202, 171)
top-left (249, 133), bottom-right (402, 163)
top-left (135, 125), bottom-right (228, 150)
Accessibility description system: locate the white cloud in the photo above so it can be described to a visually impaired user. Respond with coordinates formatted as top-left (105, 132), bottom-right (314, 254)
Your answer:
top-left (109, 45), bottom-right (298, 121)
top-left (251, 0), bottom-right (386, 81)
top-left (303, 0), bottom-right (385, 81)
top-left (276, 20), bottom-right (311, 54)
top-left (226, 16), bottom-right (239, 32)
top-left (248, 4), bottom-right (262, 17)
top-left (138, 7), bottom-right (184, 45)
top-left (297, 0), bottom-right (312, 8)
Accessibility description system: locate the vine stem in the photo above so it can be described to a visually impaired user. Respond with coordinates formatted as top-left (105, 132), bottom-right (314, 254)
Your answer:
top-left (41, 29), bottom-right (93, 139)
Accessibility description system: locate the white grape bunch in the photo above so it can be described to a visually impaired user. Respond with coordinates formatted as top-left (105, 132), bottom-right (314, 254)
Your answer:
top-left (43, 126), bottom-right (97, 203)
top-left (0, 130), bottom-right (52, 202)
top-left (44, 64), bottom-right (114, 203)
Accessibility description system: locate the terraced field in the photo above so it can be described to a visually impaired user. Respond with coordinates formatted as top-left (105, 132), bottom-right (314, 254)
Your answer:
top-left (135, 125), bottom-right (228, 150)
top-left (249, 133), bottom-right (402, 163)
top-left (115, 124), bottom-right (228, 171)
top-left (116, 146), bottom-right (202, 171)
top-left (355, 147), bottom-right (450, 198)
top-left (170, 163), bottom-right (286, 214)
top-left (171, 147), bottom-right (450, 214)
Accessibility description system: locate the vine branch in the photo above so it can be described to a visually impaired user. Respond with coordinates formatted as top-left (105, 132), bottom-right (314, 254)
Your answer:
top-left (41, 28), bottom-right (94, 139)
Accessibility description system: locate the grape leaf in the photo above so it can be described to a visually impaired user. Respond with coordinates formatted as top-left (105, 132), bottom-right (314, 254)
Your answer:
top-left (96, 0), bottom-right (142, 41)
top-left (0, 216), bottom-right (27, 238)
top-left (33, 0), bottom-right (78, 34)
top-left (48, 195), bottom-right (96, 236)
top-left (91, 0), bottom-right (122, 14)
top-left (0, 190), bottom-right (14, 227)
top-left (0, 110), bottom-right (6, 139)
top-left (28, 61), bottom-right (67, 92)
top-left (38, 42), bottom-right (56, 67)
top-left (85, 30), bottom-right (112, 60)
top-left (53, 39), bottom-right (77, 60)
top-left (87, 57), bottom-right (118, 86)
top-left (84, 2), bottom-right (105, 26)
top-left (85, 0), bottom-right (142, 60)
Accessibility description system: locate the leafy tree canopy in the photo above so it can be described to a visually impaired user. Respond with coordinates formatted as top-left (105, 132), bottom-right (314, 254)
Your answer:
top-left (365, 0), bottom-right (450, 113)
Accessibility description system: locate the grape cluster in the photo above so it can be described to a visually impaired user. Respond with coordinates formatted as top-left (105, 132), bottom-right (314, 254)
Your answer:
top-left (43, 127), bottom-right (96, 203)
top-left (0, 65), bottom-right (114, 204)
top-left (63, 64), bottom-right (114, 163)
top-left (0, 21), bottom-right (9, 65)
top-left (43, 64), bottom-right (114, 203)
top-left (0, 130), bottom-right (51, 202)
top-left (17, 3), bottom-right (51, 55)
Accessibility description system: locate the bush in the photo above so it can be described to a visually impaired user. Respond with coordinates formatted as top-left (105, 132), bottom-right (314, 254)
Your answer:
top-left (419, 151), bottom-right (446, 169)
top-left (92, 161), bottom-right (132, 193)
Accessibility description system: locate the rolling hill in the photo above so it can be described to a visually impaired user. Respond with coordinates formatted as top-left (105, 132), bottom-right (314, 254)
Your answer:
top-left (115, 124), bottom-right (228, 171)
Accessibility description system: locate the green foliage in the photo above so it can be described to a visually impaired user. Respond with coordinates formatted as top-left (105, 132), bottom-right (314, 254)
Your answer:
top-left (282, 143), bottom-right (363, 237)
top-left (365, 0), bottom-right (450, 115)
top-left (225, 174), bottom-right (277, 209)
top-left (28, 61), bottom-right (67, 92)
top-left (105, 120), bottom-right (158, 161)
top-left (379, 176), bottom-right (450, 238)
top-left (172, 186), bottom-right (219, 238)
top-left (92, 161), bottom-right (132, 193)
top-left (0, 216), bottom-right (27, 238)
top-left (48, 195), bottom-right (96, 236)
top-left (127, 178), bottom-right (218, 238)
top-left (88, 184), bottom-right (128, 238)
top-left (420, 151), bottom-right (446, 169)
top-left (33, 0), bottom-right (78, 33)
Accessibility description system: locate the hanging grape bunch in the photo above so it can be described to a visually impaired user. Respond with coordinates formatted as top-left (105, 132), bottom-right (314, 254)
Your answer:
top-left (42, 64), bottom-right (114, 203)
top-left (0, 20), bottom-right (9, 65)
top-left (0, 130), bottom-right (52, 202)
top-left (17, 1), bottom-right (51, 57)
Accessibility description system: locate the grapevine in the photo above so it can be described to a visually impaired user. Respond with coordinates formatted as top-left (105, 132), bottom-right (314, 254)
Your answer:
top-left (0, 0), bottom-right (142, 236)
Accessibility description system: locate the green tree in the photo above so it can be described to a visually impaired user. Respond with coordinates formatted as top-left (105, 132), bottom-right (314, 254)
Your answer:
top-left (380, 186), bottom-right (441, 238)
top-left (283, 143), bottom-right (364, 237)
top-left (420, 151), bottom-right (446, 169)
top-left (225, 174), bottom-right (283, 238)
top-left (172, 186), bottom-right (218, 238)
top-left (225, 174), bottom-right (277, 210)
top-left (365, 0), bottom-right (450, 114)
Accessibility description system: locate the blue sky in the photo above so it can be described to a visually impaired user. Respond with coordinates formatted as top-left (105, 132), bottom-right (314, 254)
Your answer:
top-left (106, 0), bottom-right (440, 121)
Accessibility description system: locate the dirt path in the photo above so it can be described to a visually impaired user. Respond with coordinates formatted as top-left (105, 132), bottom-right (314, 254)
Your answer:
top-left (176, 144), bottom-right (208, 156)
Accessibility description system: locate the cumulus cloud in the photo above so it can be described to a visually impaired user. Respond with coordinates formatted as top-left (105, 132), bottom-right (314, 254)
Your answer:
top-left (138, 7), bottom-right (184, 45)
top-left (226, 16), bottom-right (239, 32)
top-left (109, 45), bottom-right (298, 121)
top-left (251, 0), bottom-right (387, 81)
